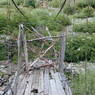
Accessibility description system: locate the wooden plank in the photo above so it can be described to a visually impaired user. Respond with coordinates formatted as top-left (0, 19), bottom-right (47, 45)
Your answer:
top-left (17, 74), bottom-right (25, 90)
top-left (58, 73), bottom-right (72, 95)
top-left (31, 70), bottom-right (40, 95)
top-left (54, 73), bottom-right (66, 95)
top-left (17, 74), bottom-right (29, 95)
top-left (39, 68), bottom-right (44, 95)
top-left (49, 79), bottom-right (58, 95)
top-left (24, 71), bottom-right (33, 95)
top-left (44, 68), bottom-right (50, 95)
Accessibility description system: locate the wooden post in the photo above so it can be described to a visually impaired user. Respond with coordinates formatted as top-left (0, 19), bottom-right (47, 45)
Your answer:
top-left (17, 24), bottom-right (23, 74)
top-left (23, 33), bottom-right (29, 70)
top-left (59, 27), bottom-right (67, 73)
top-left (18, 24), bottom-right (29, 72)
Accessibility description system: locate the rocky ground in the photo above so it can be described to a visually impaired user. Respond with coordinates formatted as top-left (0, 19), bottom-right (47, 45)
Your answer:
top-left (0, 61), bottom-right (17, 94)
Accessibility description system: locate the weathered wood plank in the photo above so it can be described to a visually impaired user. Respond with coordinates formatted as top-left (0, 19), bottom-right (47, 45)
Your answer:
top-left (39, 68), bottom-right (44, 95)
top-left (17, 74), bottom-right (29, 95)
top-left (31, 70), bottom-right (40, 95)
top-left (54, 73), bottom-right (66, 95)
top-left (50, 79), bottom-right (58, 95)
top-left (44, 68), bottom-right (50, 95)
top-left (24, 71), bottom-right (33, 95)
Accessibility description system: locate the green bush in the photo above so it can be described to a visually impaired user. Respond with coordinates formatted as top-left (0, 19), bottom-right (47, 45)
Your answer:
top-left (0, 0), bottom-right (23, 5)
top-left (81, 6), bottom-right (95, 17)
top-left (49, 0), bottom-right (62, 8)
top-left (76, 0), bottom-right (95, 9)
top-left (30, 9), bottom-right (71, 32)
top-left (24, 0), bottom-right (36, 8)
top-left (64, 5), bottom-right (76, 15)
top-left (0, 0), bottom-right (8, 5)
top-left (0, 8), bottom-right (71, 37)
top-left (65, 34), bottom-right (95, 62)
top-left (73, 69), bottom-right (95, 95)
top-left (73, 22), bottom-right (95, 34)
top-left (73, 6), bottom-right (95, 18)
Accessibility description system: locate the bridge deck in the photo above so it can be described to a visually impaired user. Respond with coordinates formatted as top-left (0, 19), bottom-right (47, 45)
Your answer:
top-left (16, 67), bottom-right (66, 95)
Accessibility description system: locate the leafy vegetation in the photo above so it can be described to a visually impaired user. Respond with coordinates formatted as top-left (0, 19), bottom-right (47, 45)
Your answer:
top-left (0, 8), bottom-right (71, 37)
top-left (64, 5), bottom-right (77, 15)
top-left (65, 34), bottom-right (95, 62)
top-left (24, 0), bottom-right (36, 8)
top-left (72, 68), bottom-right (95, 95)
top-left (73, 22), bottom-right (95, 34)
top-left (74, 6), bottom-right (95, 18)
top-left (49, 0), bottom-right (62, 8)
top-left (76, 0), bottom-right (95, 9)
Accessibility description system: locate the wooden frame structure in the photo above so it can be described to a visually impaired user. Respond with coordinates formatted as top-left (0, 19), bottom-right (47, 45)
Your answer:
top-left (2, 24), bottom-right (72, 95)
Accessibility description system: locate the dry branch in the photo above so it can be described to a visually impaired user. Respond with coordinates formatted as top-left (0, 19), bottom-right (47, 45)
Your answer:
top-left (30, 43), bottom-right (55, 67)
top-left (27, 35), bottom-right (64, 42)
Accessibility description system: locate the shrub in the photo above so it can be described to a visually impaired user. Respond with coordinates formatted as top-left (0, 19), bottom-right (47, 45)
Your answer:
top-left (0, 0), bottom-right (23, 5)
top-left (73, 22), bottom-right (95, 34)
top-left (81, 6), bottom-right (95, 17)
top-left (30, 9), bottom-right (71, 31)
top-left (49, 0), bottom-right (63, 8)
top-left (0, 0), bottom-right (8, 5)
top-left (76, 0), bottom-right (95, 9)
top-left (76, 0), bottom-right (87, 8)
top-left (0, 8), bottom-right (71, 37)
top-left (73, 69), bottom-right (95, 95)
top-left (64, 5), bottom-right (76, 15)
top-left (65, 34), bottom-right (95, 62)
top-left (24, 0), bottom-right (36, 8)
top-left (73, 6), bottom-right (95, 18)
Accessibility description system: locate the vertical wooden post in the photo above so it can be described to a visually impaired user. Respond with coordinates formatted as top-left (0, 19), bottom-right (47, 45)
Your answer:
top-left (17, 24), bottom-right (23, 74)
top-left (59, 27), bottom-right (67, 73)
top-left (23, 33), bottom-right (29, 70)
top-left (17, 24), bottom-right (29, 73)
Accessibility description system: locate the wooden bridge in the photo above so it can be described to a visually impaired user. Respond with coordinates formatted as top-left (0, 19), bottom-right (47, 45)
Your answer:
top-left (2, 24), bottom-right (72, 95)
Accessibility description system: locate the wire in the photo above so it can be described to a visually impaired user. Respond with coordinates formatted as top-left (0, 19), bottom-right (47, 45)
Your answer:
top-left (56, 0), bottom-right (67, 18)
top-left (11, 0), bottom-right (28, 21)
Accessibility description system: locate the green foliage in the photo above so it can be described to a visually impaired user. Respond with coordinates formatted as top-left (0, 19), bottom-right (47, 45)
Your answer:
top-left (64, 5), bottom-right (76, 15)
top-left (73, 6), bottom-right (95, 18)
top-left (76, 0), bottom-right (95, 9)
top-left (30, 9), bottom-right (71, 32)
top-left (0, 0), bottom-right (8, 5)
top-left (81, 6), bottom-right (95, 17)
top-left (49, 0), bottom-right (62, 8)
top-left (0, 0), bottom-right (23, 5)
top-left (24, 0), bottom-right (36, 8)
top-left (0, 8), bottom-right (71, 37)
top-left (15, 0), bottom-right (23, 5)
top-left (73, 22), bottom-right (95, 34)
top-left (72, 68), bottom-right (95, 95)
top-left (65, 34), bottom-right (95, 62)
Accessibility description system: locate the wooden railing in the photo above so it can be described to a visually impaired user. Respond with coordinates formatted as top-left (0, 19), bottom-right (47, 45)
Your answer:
top-left (3, 25), bottom-right (72, 95)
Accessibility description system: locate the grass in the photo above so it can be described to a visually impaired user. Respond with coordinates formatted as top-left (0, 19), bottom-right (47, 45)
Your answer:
top-left (72, 63), bottom-right (95, 95)
top-left (73, 22), bottom-right (95, 33)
